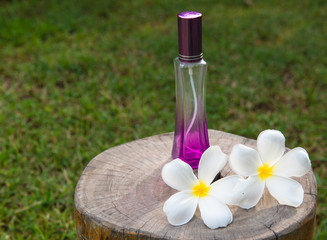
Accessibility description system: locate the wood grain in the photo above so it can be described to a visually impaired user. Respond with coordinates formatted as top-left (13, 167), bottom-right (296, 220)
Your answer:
top-left (74, 130), bottom-right (317, 240)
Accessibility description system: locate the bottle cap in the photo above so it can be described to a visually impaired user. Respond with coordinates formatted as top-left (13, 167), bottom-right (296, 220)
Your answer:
top-left (178, 11), bottom-right (202, 62)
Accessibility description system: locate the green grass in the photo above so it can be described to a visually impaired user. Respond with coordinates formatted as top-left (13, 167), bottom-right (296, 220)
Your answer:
top-left (0, 0), bottom-right (326, 239)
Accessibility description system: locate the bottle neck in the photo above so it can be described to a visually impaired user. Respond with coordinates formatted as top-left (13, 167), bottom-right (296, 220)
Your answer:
top-left (179, 53), bottom-right (203, 63)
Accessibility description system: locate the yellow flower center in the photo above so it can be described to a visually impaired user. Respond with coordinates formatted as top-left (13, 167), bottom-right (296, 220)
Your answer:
top-left (258, 164), bottom-right (274, 180)
top-left (192, 181), bottom-right (210, 198)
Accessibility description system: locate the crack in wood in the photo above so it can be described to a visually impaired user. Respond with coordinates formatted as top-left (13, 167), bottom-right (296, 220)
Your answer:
top-left (264, 223), bottom-right (279, 239)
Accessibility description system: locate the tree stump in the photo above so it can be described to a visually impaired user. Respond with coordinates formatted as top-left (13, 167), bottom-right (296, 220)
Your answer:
top-left (74, 130), bottom-right (317, 240)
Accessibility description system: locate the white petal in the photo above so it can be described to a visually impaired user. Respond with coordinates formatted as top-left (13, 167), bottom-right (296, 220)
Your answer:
top-left (163, 191), bottom-right (198, 226)
top-left (257, 129), bottom-right (285, 165)
top-left (273, 147), bottom-right (311, 177)
top-left (229, 144), bottom-right (261, 176)
top-left (198, 196), bottom-right (232, 229)
top-left (198, 146), bottom-right (227, 185)
top-left (232, 176), bottom-right (265, 209)
top-left (209, 175), bottom-right (244, 205)
top-left (162, 159), bottom-right (199, 191)
top-left (266, 176), bottom-right (304, 207)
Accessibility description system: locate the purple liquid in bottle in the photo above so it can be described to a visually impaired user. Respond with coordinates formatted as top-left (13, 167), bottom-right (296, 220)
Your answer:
top-left (172, 11), bottom-right (209, 169)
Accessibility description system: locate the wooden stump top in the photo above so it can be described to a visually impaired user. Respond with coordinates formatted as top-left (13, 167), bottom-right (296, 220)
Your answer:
top-left (74, 130), bottom-right (317, 240)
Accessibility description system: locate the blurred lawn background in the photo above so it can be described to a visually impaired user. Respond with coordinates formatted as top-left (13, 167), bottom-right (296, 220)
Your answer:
top-left (0, 0), bottom-right (326, 239)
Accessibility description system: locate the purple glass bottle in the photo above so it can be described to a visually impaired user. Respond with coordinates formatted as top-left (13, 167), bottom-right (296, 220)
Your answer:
top-left (172, 11), bottom-right (210, 169)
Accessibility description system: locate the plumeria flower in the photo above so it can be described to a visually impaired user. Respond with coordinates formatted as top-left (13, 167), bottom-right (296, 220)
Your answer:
top-left (162, 146), bottom-right (243, 229)
top-left (229, 129), bottom-right (311, 209)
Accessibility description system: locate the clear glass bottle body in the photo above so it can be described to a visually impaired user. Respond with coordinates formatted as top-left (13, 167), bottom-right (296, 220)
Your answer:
top-left (172, 57), bottom-right (209, 168)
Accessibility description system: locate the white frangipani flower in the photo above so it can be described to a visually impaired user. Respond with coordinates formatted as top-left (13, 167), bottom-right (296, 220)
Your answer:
top-left (162, 146), bottom-right (243, 229)
top-left (229, 129), bottom-right (311, 209)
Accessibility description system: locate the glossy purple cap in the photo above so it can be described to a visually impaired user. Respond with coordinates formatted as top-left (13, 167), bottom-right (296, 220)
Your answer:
top-left (178, 11), bottom-right (202, 62)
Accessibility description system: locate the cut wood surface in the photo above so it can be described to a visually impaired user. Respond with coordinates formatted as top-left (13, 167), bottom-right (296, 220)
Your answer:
top-left (74, 130), bottom-right (317, 240)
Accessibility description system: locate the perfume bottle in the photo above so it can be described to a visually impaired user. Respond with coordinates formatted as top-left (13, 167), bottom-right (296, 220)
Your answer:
top-left (172, 11), bottom-right (210, 169)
